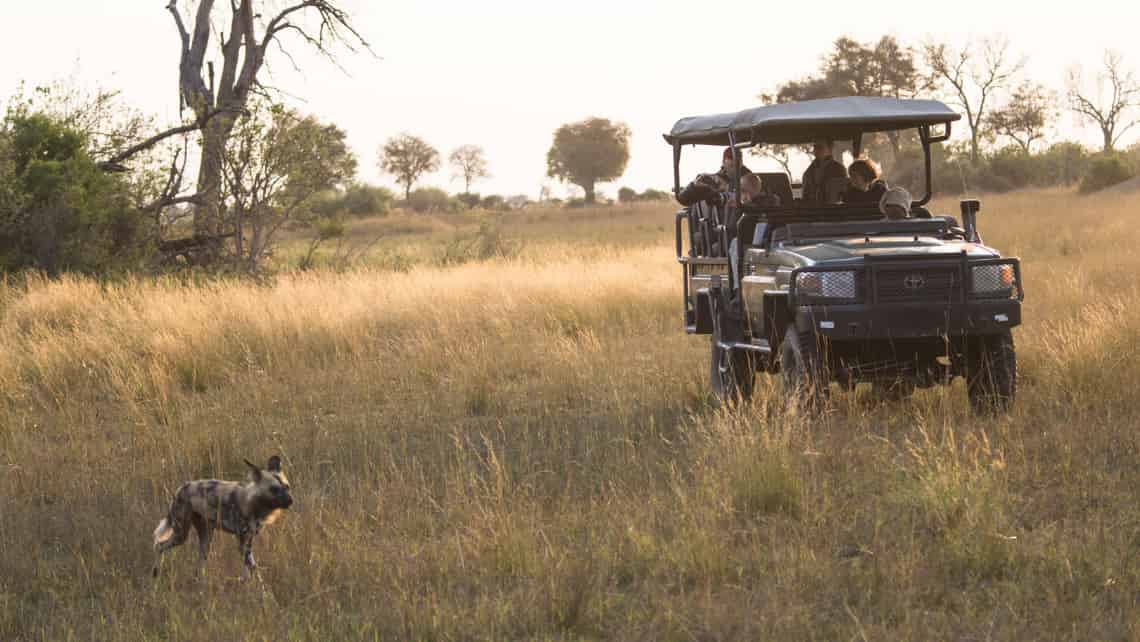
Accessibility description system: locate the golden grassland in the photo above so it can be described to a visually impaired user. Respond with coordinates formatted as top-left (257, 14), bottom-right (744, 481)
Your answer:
top-left (1, 189), bottom-right (1138, 640)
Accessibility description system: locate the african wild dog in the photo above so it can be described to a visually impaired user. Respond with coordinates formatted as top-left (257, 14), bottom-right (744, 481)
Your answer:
top-left (152, 455), bottom-right (293, 579)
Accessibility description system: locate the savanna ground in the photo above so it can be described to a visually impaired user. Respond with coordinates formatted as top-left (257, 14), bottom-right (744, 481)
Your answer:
top-left (1, 188), bottom-right (1138, 641)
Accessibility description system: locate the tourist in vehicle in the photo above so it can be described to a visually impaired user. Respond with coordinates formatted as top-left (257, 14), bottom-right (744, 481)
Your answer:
top-left (739, 172), bottom-right (781, 207)
top-left (879, 187), bottom-right (912, 220)
top-left (801, 139), bottom-right (847, 204)
top-left (842, 158), bottom-right (887, 205)
top-left (726, 173), bottom-right (778, 289)
top-left (675, 148), bottom-right (751, 207)
top-left (715, 147), bottom-right (752, 189)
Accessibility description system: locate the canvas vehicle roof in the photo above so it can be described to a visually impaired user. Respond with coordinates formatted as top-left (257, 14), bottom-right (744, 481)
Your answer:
top-left (664, 96), bottom-right (961, 146)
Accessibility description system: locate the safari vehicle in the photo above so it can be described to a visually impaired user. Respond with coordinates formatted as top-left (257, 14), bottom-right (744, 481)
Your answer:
top-left (666, 97), bottom-right (1023, 413)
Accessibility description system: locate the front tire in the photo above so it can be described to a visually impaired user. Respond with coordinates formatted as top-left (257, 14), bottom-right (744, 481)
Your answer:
top-left (709, 289), bottom-right (754, 405)
top-left (710, 336), bottom-right (755, 405)
top-left (967, 331), bottom-right (1017, 414)
top-left (780, 326), bottom-right (829, 411)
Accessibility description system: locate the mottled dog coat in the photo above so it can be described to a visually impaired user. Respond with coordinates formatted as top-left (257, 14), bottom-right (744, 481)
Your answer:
top-left (152, 456), bottom-right (293, 579)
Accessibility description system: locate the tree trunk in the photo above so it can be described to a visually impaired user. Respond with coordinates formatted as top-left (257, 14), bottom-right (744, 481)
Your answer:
top-left (404, 182), bottom-right (412, 201)
top-left (583, 181), bottom-right (596, 204)
top-left (1103, 127), bottom-right (1114, 153)
top-left (196, 115), bottom-right (236, 237)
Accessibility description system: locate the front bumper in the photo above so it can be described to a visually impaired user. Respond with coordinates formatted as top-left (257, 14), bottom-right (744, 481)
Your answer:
top-left (796, 300), bottom-right (1021, 340)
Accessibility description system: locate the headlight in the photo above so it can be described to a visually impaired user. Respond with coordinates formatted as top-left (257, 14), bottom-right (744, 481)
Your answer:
top-left (971, 264), bottom-right (1017, 298)
top-left (795, 270), bottom-right (858, 301)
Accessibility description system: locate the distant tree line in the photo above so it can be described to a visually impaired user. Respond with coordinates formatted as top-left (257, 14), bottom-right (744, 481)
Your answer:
top-left (757, 35), bottom-right (1140, 194)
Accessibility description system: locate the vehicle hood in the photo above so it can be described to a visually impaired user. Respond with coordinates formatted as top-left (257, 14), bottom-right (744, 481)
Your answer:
top-left (780, 236), bottom-right (1001, 264)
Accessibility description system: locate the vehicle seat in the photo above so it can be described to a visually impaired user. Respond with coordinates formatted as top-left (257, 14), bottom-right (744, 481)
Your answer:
top-left (911, 205), bottom-right (932, 219)
top-left (756, 172), bottom-right (794, 206)
top-left (824, 177), bottom-right (847, 204)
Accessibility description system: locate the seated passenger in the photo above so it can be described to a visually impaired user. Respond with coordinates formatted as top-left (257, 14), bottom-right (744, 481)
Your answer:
top-left (728, 173), bottom-right (778, 289)
top-left (715, 146), bottom-right (752, 190)
top-left (740, 172), bottom-right (781, 207)
top-left (842, 158), bottom-right (888, 205)
top-left (675, 147), bottom-right (751, 207)
top-left (800, 139), bottom-right (847, 204)
top-left (879, 187), bottom-right (912, 220)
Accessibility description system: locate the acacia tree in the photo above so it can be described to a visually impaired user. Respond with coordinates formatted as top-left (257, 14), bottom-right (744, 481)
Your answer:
top-left (987, 82), bottom-right (1056, 154)
top-left (924, 37), bottom-right (1024, 162)
top-left (765, 36), bottom-right (927, 157)
top-left (546, 117), bottom-right (630, 204)
top-left (222, 102), bottom-right (356, 268)
top-left (1067, 51), bottom-right (1140, 153)
top-left (166, 0), bottom-right (367, 240)
top-left (448, 145), bottom-right (490, 194)
top-left (379, 134), bottom-right (440, 200)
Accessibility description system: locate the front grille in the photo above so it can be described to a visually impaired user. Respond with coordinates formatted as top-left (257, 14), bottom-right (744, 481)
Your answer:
top-left (875, 267), bottom-right (962, 303)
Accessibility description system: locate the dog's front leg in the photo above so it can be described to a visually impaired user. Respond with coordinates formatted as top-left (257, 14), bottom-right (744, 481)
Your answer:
top-left (238, 531), bottom-right (256, 580)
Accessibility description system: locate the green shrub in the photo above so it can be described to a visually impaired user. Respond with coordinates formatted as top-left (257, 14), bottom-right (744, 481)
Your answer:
top-left (456, 192), bottom-right (482, 209)
top-left (341, 183), bottom-right (393, 216)
top-left (407, 187), bottom-right (457, 213)
top-left (0, 112), bottom-right (150, 274)
top-left (1080, 154), bottom-right (1136, 194)
top-left (480, 194), bottom-right (506, 211)
top-left (639, 188), bottom-right (671, 201)
top-left (313, 183), bottom-right (393, 218)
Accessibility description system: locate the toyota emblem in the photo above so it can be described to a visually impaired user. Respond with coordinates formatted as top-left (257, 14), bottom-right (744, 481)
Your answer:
top-left (903, 273), bottom-right (926, 290)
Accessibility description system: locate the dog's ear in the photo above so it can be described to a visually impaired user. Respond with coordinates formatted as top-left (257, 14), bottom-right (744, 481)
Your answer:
top-left (244, 458), bottom-right (262, 481)
top-left (266, 455), bottom-right (282, 472)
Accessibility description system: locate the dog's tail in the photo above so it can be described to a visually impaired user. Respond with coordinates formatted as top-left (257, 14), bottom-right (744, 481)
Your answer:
top-left (153, 516), bottom-right (174, 546)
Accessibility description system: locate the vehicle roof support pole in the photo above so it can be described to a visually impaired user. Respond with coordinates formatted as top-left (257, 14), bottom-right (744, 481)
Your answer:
top-left (917, 125), bottom-right (933, 207)
top-left (672, 142), bottom-right (682, 197)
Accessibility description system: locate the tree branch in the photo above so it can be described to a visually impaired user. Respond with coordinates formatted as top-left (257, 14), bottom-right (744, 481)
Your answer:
top-left (97, 107), bottom-right (243, 170)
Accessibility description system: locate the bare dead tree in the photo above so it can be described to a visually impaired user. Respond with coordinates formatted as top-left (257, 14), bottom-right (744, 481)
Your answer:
top-left (924, 36), bottom-right (1024, 162)
top-left (1067, 51), bottom-right (1140, 153)
top-left (166, 0), bottom-right (369, 242)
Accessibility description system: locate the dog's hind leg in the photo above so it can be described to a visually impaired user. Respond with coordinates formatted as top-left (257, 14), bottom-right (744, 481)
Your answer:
top-left (152, 516), bottom-right (190, 578)
top-left (192, 514), bottom-right (211, 575)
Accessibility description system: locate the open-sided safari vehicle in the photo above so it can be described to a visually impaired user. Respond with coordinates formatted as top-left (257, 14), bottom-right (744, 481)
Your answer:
top-left (665, 97), bottom-right (1023, 413)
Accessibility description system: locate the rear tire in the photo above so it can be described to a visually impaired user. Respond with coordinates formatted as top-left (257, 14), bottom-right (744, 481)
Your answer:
top-left (780, 326), bottom-right (829, 412)
top-left (967, 331), bottom-right (1017, 415)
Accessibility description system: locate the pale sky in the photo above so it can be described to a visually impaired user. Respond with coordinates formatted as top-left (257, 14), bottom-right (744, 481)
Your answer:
top-left (2, 1), bottom-right (1139, 199)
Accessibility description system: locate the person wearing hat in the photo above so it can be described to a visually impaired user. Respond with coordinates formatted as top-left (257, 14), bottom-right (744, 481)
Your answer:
top-left (879, 187), bottom-right (912, 220)
top-left (714, 147), bottom-right (752, 190)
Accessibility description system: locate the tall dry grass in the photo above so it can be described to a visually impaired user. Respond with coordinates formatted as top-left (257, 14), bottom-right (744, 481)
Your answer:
top-left (0, 189), bottom-right (1138, 640)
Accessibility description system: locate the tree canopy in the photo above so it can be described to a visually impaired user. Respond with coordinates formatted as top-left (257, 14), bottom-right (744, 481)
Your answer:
top-left (546, 117), bottom-right (630, 204)
top-left (379, 134), bottom-right (440, 201)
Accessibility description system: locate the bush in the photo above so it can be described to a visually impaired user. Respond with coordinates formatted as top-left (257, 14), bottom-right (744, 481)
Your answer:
top-left (407, 187), bottom-right (458, 213)
top-left (987, 146), bottom-right (1043, 190)
top-left (617, 186), bottom-right (637, 204)
top-left (439, 218), bottom-right (522, 266)
top-left (639, 188), bottom-right (671, 201)
top-left (1039, 142), bottom-right (1090, 186)
top-left (341, 183), bottom-right (393, 216)
top-left (481, 194), bottom-right (506, 211)
top-left (456, 192), bottom-right (482, 210)
top-left (0, 112), bottom-right (150, 274)
top-left (1080, 154), bottom-right (1136, 194)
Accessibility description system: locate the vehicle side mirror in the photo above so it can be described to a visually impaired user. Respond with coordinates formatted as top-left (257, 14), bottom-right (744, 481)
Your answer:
top-left (960, 199), bottom-right (981, 242)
